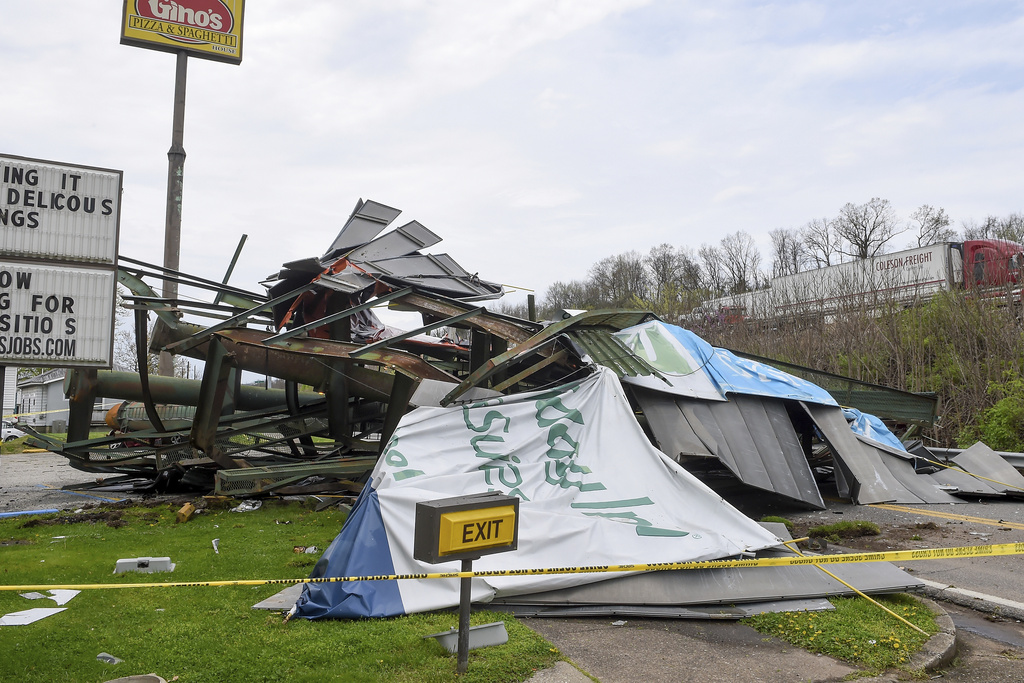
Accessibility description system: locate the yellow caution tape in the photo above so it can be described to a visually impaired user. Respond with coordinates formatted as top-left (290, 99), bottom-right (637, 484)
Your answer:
top-left (1, 541), bottom-right (1021, 593)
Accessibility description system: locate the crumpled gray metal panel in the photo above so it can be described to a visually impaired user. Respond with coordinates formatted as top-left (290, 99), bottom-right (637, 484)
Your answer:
top-left (492, 523), bottom-right (920, 610)
top-left (323, 199), bottom-right (400, 257)
top-left (802, 402), bottom-right (918, 505)
top-left (492, 598), bottom-right (835, 619)
top-left (633, 388), bottom-right (712, 458)
top-left (952, 442), bottom-right (1024, 495)
top-left (853, 437), bottom-right (962, 504)
top-left (345, 220), bottom-right (442, 262)
top-left (490, 559), bottom-right (921, 608)
top-left (636, 390), bottom-right (822, 508)
top-left (367, 253), bottom-right (470, 278)
top-left (929, 465), bottom-right (1003, 496)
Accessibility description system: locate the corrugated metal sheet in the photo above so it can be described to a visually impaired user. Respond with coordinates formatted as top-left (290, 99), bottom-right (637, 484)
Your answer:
top-left (803, 402), bottom-right (960, 504)
top-left (492, 524), bottom-right (921, 614)
top-left (322, 199), bottom-right (399, 258)
top-left (344, 221), bottom-right (441, 262)
top-left (635, 389), bottom-right (823, 508)
top-left (569, 329), bottom-right (659, 378)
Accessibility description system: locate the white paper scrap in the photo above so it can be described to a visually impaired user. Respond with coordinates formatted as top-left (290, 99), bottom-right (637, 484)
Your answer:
top-left (46, 590), bottom-right (80, 606)
top-left (0, 607), bottom-right (66, 626)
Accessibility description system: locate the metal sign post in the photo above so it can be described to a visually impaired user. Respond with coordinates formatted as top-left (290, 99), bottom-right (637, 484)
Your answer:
top-left (414, 492), bottom-right (520, 673)
top-left (159, 50), bottom-right (188, 377)
top-left (119, 1), bottom-right (246, 376)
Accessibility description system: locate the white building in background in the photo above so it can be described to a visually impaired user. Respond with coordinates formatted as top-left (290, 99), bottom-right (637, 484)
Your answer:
top-left (16, 368), bottom-right (69, 433)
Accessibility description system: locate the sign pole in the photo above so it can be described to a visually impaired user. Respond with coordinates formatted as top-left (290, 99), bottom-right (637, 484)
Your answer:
top-left (160, 50), bottom-right (188, 377)
top-left (457, 558), bottom-right (473, 674)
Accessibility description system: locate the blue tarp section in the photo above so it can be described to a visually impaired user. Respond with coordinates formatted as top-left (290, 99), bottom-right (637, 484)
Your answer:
top-left (293, 487), bottom-right (405, 619)
top-left (643, 323), bottom-right (838, 405)
top-left (844, 407), bottom-right (906, 452)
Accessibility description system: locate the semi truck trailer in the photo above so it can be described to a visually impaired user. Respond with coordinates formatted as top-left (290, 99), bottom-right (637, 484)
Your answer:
top-left (696, 239), bottom-right (1024, 322)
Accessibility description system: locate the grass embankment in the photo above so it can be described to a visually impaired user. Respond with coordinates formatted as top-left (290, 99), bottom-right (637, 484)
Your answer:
top-left (744, 594), bottom-right (938, 675)
top-left (0, 501), bottom-right (559, 683)
top-left (754, 515), bottom-right (938, 676)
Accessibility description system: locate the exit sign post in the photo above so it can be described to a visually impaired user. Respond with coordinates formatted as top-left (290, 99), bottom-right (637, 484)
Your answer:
top-left (413, 491), bottom-right (519, 673)
top-left (414, 492), bottom-right (519, 564)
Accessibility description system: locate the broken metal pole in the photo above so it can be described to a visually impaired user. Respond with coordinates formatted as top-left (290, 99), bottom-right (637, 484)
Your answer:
top-left (66, 368), bottom-right (98, 443)
top-left (64, 370), bottom-right (322, 412)
top-left (189, 337), bottom-right (236, 467)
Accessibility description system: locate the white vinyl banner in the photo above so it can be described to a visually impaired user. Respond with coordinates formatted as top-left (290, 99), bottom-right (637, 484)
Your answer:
top-left (370, 368), bottom-right (782, 614)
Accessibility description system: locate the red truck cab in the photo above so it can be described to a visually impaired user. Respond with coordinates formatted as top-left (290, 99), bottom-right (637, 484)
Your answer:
top-left (962, 239), bottom-right (1024, 289)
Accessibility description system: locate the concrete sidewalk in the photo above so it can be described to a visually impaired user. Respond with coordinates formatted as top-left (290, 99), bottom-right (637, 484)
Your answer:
top-left (521, 596), bottom-right (957, 683)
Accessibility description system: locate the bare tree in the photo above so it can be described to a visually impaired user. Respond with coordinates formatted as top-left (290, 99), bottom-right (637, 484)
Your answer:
top-left (802, 217), bottom-right (840, 268)
top-left (543, 279), bottom-right (594, 311)
top-left (962, 213), bottom-right (1024, 243)
top-left (769, 227), bottom-right (808, 277)
top-left (909, 205), bottom-right (955, 247)
top-left (719, 231), bottom-right (762, 294)
top-left (644, 244), bottom-right (683, 302)
top-left (588, 251), bottom-right (649, 306)
top-left (834, 198), bottom-right (902, 259)
top-left (698, 243), bottom-right (726, 297)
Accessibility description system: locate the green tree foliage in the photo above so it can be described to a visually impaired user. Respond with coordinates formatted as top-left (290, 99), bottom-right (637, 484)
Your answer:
top-left (958, 376), bottom-right (1024, 451)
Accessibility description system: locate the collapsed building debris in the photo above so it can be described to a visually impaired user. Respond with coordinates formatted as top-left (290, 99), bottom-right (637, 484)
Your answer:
top-left (22, 198), bottom-right (1020, 511)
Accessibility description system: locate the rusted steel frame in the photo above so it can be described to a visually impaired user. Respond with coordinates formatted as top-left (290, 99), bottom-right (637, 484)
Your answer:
top-left (189, 338), bottom-right (239, 468)
top-left (135, 308), bottom-right (167, 433)
top-left (213, 233), bottom-right (248, 305)
top-left (439, 308), bottom-right (658, 405)
top-left (389, 290), bottom-right (540, 343)
top-left (118, 268), bottom-right (182, 330)
top-left (491, 349), bottom-right (570, 393)
top-left (379, 371), bottom-right (419, 455)
top-left (285, 379), bottom-right (319, 457)
top-left (118, 255), bottom-right (268, 304)
top-left (222, 328), bottom-right (459, 384)
top-left (164, 283), bottom-right (319, 354)
top-left (351, 308), bottom-right (483, 358)
top-left (125, 297), bottom-right (275, 324)
top-left (264, 287), bottom-right (413, 343)
top-left (66, 368), bottom-right (98, 443)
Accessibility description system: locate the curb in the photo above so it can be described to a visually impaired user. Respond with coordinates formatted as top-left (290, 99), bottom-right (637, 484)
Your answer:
top-left (907, 594), bottom-right (957, 673)
top-left (917, 579), bottom-right (1024, 622)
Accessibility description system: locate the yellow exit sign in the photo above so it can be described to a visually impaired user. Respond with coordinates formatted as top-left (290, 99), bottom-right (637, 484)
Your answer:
top-left (438, 506), bottom-right (516, 556)
top-left (414, 492), bottom-right (520, 564)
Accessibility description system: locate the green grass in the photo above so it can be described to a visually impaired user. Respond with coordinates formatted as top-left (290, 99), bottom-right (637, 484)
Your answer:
top-left (758, 515), bottom-right (794, 532)
top-left (743, 594), bottom-right (938, 675)
top-left (0, 502), bottom-right (560, 683)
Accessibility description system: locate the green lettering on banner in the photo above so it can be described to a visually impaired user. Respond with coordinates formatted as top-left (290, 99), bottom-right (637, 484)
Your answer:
top-left (384, 447), bottom-right (407, 467)
top-left (544, 460), bottom-right (607, 491)
top-left (462, 407), bottom-right (511, 434)
top-left (581, 510), bottom-right (688, 537)
top-left (471, 433), bottom-right (507, 460)
top-left (570, 497), bottom-right (655, 509)
top-left (535, 396), bottom-right (584, 428)
top-left (545, 423), bottom-right (581, 459)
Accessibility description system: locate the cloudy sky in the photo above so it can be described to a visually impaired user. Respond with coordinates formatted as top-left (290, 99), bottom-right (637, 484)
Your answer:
top-left (3, 1), bottom-right (1024, 310)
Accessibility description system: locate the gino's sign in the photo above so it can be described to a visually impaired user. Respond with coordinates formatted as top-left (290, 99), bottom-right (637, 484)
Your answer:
top-left (120, 0), bottom-right (245, 64)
